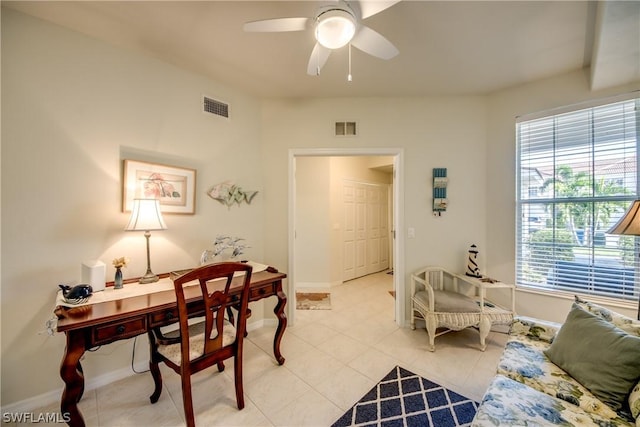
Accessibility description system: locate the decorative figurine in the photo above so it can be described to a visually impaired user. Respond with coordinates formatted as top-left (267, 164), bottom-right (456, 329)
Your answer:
top-left (207, 181), bottom-right (258, 208)
top-left (466, 244), bottom-right (482, 278)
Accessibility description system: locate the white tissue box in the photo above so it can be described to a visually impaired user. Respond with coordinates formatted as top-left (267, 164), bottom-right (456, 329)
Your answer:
top-left (82, 260), bottom-right (106, 292)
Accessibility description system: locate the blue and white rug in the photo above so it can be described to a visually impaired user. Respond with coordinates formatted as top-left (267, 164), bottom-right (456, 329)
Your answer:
top-left (332, 366), bottom-right (478, 427)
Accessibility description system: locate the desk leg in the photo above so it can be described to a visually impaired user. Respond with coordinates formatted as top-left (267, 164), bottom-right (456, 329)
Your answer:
top-left (60, 330), bottom-right (86, 427)
top-left (273, 281), bottom-right (287, 365)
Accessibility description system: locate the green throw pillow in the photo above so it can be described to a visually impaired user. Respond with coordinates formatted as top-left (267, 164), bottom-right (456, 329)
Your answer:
top-left (544, 302), bottom-right (640, 413)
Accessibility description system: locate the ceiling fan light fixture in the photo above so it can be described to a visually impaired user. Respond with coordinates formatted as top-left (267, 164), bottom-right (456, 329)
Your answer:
top-left (315, 9), bottom-right (356, 49)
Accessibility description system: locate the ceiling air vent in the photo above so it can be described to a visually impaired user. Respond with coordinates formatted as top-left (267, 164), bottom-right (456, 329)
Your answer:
top-left (335, 121), bottom-right (357, 136)
top-left (203, 96), bottom-right (229, 119)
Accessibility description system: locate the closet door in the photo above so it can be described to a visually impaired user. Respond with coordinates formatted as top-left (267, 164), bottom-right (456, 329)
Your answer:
top-left (366, 186), bottom-right (381, 274)
top-left (379, 185), bottom-right (390, 271)
top-left (342, 182), bottom-right (356, 281)
top-left (343, 180), bottom-right (390, 281)
top-left (354, 183), bottom-right (368, 278)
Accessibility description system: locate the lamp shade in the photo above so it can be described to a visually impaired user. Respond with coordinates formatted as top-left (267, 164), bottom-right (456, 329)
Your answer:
top-left (125, 199), bottom-right (167, 232)
top-left (607, 200), bottom-right (640, 236)
top-left (315, 9), bottom-right (356, 49)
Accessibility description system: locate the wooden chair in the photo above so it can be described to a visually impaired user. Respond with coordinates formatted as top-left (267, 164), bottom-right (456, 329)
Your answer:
top-left (148, 262), bottom-right (253, 427)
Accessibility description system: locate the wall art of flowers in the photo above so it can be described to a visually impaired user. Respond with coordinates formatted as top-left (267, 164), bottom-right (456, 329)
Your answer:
top-left (123, 159), bottom-right (196, 214)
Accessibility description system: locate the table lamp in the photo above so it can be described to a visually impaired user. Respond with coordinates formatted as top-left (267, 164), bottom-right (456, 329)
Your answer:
top-left (125, 199), bottom-right (167, 284)
top-left (606, 199), bottom-right (640, 320)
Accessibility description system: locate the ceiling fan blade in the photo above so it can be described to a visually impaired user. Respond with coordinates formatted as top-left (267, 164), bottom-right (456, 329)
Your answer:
top-left (307, 43), bottom-right (332, 75)
top-left (357, 0), bottom-right (401, 20)
top-left (243, 17), bottom-right (310, 32)
top-left (350, 25), bottom-right (399, 60)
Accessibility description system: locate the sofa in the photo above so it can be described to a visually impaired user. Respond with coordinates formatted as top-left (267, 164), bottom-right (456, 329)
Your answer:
top-left (472, 297), bottom-right (640, 426)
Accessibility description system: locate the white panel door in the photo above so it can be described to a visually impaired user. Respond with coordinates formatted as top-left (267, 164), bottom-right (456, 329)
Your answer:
top-left (366, 186), bottom-right (381, 274)
top-left (342, 182), bottom-right (356, 281)
top-left (354, 184), bottom-right (368, 278)
top-left (379, 185), bottom-right (389, 270)
top-left (343, 181), bottom-right (391, 281)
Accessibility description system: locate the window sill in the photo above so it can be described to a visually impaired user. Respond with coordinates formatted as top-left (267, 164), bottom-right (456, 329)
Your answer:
top-left (515, 284), bottom-right (638, 313)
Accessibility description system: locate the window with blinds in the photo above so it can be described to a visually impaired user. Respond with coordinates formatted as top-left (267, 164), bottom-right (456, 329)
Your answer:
top-left (516, 96), bottom-right (640, 301)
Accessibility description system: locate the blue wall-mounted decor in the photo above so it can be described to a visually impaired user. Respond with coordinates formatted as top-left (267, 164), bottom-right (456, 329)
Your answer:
top-left (433, 168), bottom-right (448, 216)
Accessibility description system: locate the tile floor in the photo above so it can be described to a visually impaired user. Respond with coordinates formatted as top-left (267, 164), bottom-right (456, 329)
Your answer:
top-left (23, 270), bottom-right (508, 426)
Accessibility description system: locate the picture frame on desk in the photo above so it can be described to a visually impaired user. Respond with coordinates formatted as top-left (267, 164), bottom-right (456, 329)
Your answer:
top-left (123, 159), bottom-right (196, 214)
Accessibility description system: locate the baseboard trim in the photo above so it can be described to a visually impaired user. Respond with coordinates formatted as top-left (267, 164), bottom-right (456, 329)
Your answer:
top-left (295, 282), bottom-right (331, 289)
top-left (2, 319), bottom-right (271, 414)
top-left (1, 361), bottom-right (150, 415)
top-left (295, 282), bottom-right (331, 290)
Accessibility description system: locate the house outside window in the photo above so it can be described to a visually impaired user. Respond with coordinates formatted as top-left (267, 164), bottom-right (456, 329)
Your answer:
top-left (516, 95), bottom-right (640, 302)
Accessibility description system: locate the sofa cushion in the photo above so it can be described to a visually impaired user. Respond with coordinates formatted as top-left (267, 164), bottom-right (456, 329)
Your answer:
top-left (574, 296), bottom-right (640, 337)
top-left (574, 297), bottom-right (640, 422)
top-left (498, 333), bottom-right (623, 422)
top-left (509, 316), bottom-right (561, 343)
top-left (471, 375), bottom-right (634, 427)
top-left (630, 382), bottom-right (640, 423)
top-left (544, 303), bottom-right (640, 413)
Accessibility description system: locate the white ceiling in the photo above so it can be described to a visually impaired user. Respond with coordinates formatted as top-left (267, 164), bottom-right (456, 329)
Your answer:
top-left (4, 1), bottom-right (639, 98)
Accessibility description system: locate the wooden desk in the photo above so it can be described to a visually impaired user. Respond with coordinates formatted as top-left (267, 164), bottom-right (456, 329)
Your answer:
top-left (54, 268), bottom-right (287, 427)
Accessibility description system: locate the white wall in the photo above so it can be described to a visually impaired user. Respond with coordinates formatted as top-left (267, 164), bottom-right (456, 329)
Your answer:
top-left (261, 96), bottom-right (489, 327)
top-left (1, 9), bottom-right (266, 406)
top-left (294, 157), bottom-right (331, 286)
top-left (485, 69), bottom-right (640, 322)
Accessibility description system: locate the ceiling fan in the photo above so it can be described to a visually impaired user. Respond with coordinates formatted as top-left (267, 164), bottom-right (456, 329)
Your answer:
top-left (243, 1), bottom-right (401, 76)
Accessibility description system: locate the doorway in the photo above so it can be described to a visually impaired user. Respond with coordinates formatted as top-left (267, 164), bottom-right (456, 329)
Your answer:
top-left (287, 148), bottom-right (405, 327)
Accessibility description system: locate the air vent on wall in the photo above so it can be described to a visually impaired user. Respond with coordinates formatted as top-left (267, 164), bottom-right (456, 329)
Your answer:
top-left (335, 121), bottom-right (357, 136)
top-left (203, 95), bottom-right (229, 119)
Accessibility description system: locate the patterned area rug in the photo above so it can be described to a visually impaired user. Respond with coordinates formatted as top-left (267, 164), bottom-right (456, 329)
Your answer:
top-left (295, 292), bottom-right (331, 310)
top-left (332, 366), bottom-right (478, 427)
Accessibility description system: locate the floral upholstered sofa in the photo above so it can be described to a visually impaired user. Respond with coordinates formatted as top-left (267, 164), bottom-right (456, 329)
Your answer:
top-left (472, 297), bottom-right (640, 426)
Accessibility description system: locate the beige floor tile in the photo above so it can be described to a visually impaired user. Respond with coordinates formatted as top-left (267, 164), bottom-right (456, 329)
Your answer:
top-left (96, 373), bottom-right (182, 427)
top-left (314, 365), bottom-right (376, 411)
top-left (405, 329), bottom-right (488, 386)
top-left (249, 325), bottom-right (315, 362)
top-left (286, 322), bottom-right (336, 347)
top-left (268, 388), bottom-right (343, 427)
top-left (284, 347), bottom-right (345, 387)
top-left (244, 366), bottom-right (311, 416)
top-left (342, 316), bottom-right (399, 346)
top-left (317, 311), bottom-right (356, 334)
top-left (372, 327), bottom-right (431, 365)
top-left (224, 340), bottom-right (284, 384)
top-left (317, 332), bottom-right (369, 364)
top-left (346, 347), bottom-right (402, 382)
top-left (12, 398), bottom-right (91, 427)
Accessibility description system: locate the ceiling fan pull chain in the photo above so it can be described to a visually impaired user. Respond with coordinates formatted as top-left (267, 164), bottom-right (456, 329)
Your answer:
top-left (348, 43), bottom-right (353, 82)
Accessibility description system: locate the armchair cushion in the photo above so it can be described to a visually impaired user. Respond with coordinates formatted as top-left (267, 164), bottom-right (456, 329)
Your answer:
top-left (414, 289), bottom-right (481, 313)
top-left (544, 303), bottom-right (640, 413)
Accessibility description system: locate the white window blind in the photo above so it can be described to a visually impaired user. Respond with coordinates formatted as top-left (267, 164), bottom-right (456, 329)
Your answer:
top-left (516, 96), bottom-right (640, 301)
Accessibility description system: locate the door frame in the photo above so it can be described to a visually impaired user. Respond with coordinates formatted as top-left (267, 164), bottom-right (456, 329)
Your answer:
top-left (288, 147), bottom-right (405, 327)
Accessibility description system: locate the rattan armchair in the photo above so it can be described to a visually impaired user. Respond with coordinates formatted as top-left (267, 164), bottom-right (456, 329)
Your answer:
top-left (411, 266), bottom-right (491, 351)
